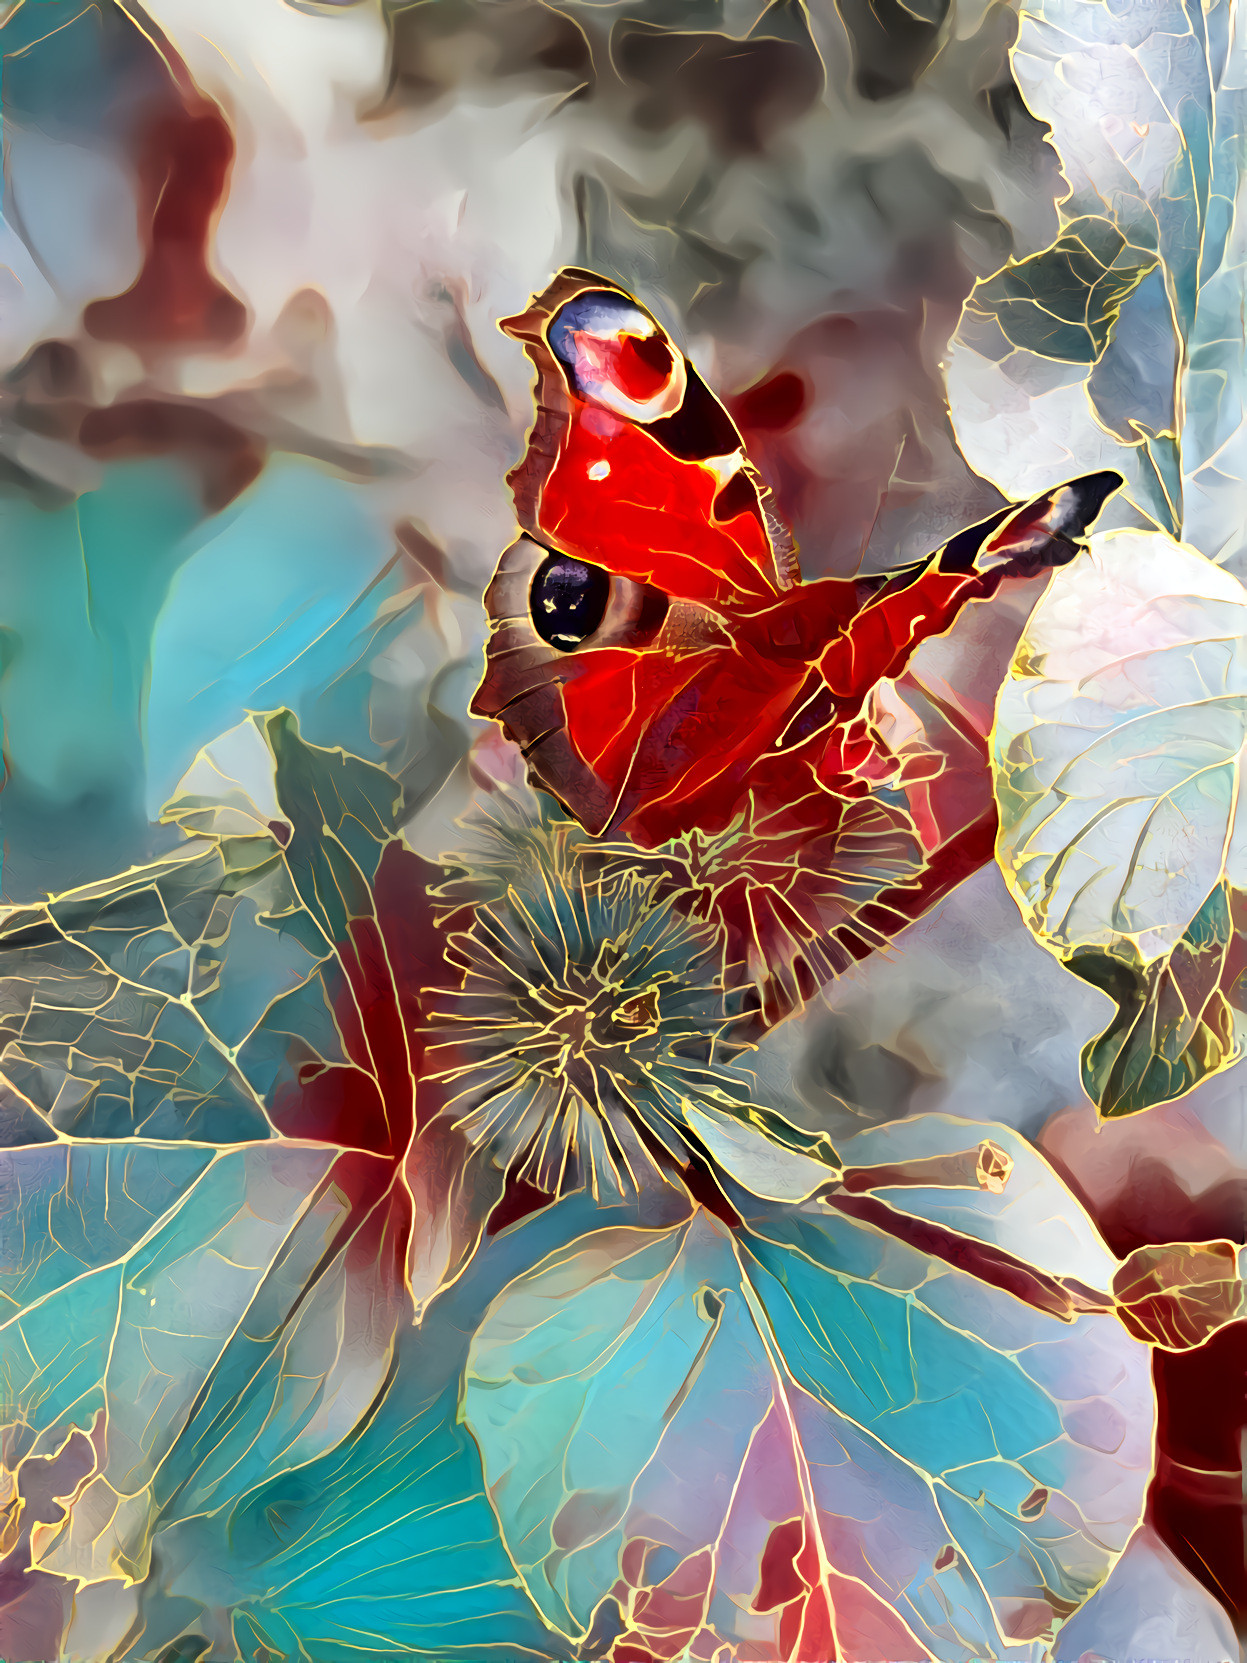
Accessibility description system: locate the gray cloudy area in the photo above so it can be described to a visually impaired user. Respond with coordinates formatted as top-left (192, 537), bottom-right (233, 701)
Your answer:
top-left (130, 0), bottom-right (1060, 577)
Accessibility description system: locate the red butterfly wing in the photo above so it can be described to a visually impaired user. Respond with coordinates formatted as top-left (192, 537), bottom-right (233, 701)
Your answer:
top-left (475, 270), bottom-right (871, 837)
top-left (499, 268), bottom-right (787, 610)
top-left (474, 266), bottom-right (1120, 869)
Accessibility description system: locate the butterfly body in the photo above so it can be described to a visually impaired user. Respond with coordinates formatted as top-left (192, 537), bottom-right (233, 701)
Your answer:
top-left (473, 269), bottom-right (1120, 1013)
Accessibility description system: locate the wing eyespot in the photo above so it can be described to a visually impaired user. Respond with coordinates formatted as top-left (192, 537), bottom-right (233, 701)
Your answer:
top-left (547, 288), bottom-right (686, 421)
top-left (530, 553), bottom-right (611, 650)
top-left (527, 547), bottom-right (670, 654)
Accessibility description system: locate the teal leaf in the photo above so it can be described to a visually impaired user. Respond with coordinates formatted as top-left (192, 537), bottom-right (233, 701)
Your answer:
top-left (463, 1140), bottom-right (1153, 1661)
top-left (0, 708), bottom-right (426, 1147)
top-left (0, 1141), bottom-right (218, 1318)
top-left (3, 1139), bottom-right (417, 1612)
top-left (0, 711), bottom-right (444, 1605)
top-left (219, 1382), bottom-right (553, 1663)
top-left (255, 706), bottom-right (403, 948)
top-left (173, 1192), bottom-right (633, 1663)
top-left (948, 286), bottom-right (1178, 534)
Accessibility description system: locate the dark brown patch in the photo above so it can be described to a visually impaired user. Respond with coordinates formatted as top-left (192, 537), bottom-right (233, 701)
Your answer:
top-left (79, 401), bottom-right (264, 513)
top-left (84, 97), bottom-right (246, 349)
top-left (612, 9), bottom-right (823, 156)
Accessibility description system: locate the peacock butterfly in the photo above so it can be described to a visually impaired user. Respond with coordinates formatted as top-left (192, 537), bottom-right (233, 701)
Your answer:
top-left (472, 268), bottom-right (1119, 1017)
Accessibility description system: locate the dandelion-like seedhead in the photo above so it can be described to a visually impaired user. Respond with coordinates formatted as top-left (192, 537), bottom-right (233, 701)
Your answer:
top-left (435, 786), bottom-right (921, 1030)
top-left (428, 817), bottom-right (749, 1201)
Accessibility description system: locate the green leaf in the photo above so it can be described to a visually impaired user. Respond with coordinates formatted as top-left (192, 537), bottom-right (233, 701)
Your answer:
top-left (972, 217), bottom-right (1158, 365)
top-left (260, 707), bottom-right (403, 947)
top-left (1068, 883), bottom-right (1246, 1115)
top-left (0, 843), bottom-right (286, 1142)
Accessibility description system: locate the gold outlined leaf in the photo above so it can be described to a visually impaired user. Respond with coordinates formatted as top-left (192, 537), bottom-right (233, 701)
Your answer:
top-left (993, 529), bottom-right (1247, 1111)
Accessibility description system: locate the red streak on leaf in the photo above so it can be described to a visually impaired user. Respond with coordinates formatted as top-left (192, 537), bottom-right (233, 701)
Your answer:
top-left (680, 1157), bottom-right (744, 1229)
top-left (271, 843), bottom-right (452, 1161)
top-left (486, 1175), bottom-right (556, 1236)
top-left (756, 1516), bottom-right (807, 1611)
top-left (273, 1054), bottom-right (389, 1153)
top-left (781, 1576), bottom-right (837, 1661)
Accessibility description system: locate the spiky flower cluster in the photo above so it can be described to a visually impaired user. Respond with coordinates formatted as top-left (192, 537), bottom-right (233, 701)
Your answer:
top-left (428, 811), bottom-right (745, 1200)
top-left (666, 785), bottom-right (924, 1025)
top-left (435, 784), bottom-right (923, 1033)
top-left (432, 794), bottom-right (646, 916)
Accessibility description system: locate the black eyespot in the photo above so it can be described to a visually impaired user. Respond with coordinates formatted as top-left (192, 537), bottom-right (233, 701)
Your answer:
top-left (530, 553), bottom-right (610, 650)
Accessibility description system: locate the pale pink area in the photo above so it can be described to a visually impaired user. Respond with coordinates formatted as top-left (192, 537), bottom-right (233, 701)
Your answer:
top-left (1039, 1097), bottom-right (1247, 1246)
top-left (610, 1387), bottom-right (932, 1662)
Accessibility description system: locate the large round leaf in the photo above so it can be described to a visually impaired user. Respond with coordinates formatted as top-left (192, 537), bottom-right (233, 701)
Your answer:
top-left (463, 1135), bottom-right (1154, 1662)
top-left (993, 528), bottom-right (1247, 1110)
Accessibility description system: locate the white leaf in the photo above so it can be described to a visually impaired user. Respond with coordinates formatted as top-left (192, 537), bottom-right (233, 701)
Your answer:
top-left (993, 528), bottom-right (1247, 963)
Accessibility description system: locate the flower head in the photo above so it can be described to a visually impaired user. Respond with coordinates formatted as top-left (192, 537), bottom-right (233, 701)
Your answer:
top-left (429, 817), bottom-right (745, 1201)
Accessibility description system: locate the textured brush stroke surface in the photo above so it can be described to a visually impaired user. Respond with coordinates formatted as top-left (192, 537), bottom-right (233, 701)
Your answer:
top-left (0, 3), bottom-right (1241, 1662)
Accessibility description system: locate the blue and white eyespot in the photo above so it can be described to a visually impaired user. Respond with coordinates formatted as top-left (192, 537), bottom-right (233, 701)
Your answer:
top-left (547, 289), bottom-right (687, 422)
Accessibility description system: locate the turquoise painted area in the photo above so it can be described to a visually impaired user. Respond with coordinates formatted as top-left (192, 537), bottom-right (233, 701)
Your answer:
top-left (0, 455), bottom-right (402, 900)
top-left (173, 1194), bottom-right (624, 1663)
top-left (145, 457), bottom-right (398, 813)
top-left (740, 1204), bottom-right (1141, 1617)
top-left (0, 1140), bottom-right (219, 1313)
top-left (0, 461), bottom-right (204, 894)
top-left (462, 1210), bottom-right (1039, 1661)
